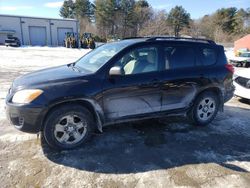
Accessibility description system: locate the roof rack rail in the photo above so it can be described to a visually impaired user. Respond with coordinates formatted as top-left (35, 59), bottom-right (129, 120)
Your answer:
top-left (146, 36), bottom-right (216, 44)
top-left (123, 36), bottom-right (150, 40)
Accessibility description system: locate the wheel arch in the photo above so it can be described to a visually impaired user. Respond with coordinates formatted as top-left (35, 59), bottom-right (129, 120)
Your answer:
top-left (193, 87), bottom-right (224, 111)
top-left (41, 99), bottom-right (105, 132)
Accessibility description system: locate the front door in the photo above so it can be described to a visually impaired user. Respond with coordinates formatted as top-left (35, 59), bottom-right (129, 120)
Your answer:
top-left (102, 46), bottom-right (162, 121)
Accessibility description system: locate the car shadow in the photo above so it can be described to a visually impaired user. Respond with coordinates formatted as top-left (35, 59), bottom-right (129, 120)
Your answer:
top-left (238, 98), bottom-right (250, 105)
top-left (42, 105), bottom-right (250, 174)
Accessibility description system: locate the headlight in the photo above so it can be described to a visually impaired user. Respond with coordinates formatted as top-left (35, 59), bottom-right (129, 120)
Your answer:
top-left (12, 89), bottom-right (43, 104)
top-left (233, 74), bottom-right (238, 80)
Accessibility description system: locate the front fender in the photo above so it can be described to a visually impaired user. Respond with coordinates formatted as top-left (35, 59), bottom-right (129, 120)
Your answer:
top-left (44, 97), bottom-right (105, 132)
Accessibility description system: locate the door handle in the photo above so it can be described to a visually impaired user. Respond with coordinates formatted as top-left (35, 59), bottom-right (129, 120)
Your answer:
top-left (152, 82), bottom-right (160, 87)
top-left (139, 79), bottom-right (161, 88)
top-left (151, 79), bottom-right (161, 87)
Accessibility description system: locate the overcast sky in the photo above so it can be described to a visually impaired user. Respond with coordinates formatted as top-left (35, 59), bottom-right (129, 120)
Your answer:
top-left (0, 0), bottom-right (249, 19)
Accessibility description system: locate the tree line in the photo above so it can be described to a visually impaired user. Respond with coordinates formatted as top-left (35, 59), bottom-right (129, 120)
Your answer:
top-left (60, 0), bottom-right (250, 42)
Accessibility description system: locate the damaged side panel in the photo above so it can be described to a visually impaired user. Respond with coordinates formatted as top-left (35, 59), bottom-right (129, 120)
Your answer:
top-left (102, 72), bottom-right (162, 122)
top-left (103, 87), bottom-right (161, 120)
top-left (159, 66), bottom-right (223, 113)
top-left (161, 82), bottom-right (197, 111)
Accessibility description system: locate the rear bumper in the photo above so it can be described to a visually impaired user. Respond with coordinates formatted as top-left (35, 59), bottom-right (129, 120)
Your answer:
top-left (224, 88), bottom-right (234, 103)
top-left (5, 103), bottom-right (46, 133)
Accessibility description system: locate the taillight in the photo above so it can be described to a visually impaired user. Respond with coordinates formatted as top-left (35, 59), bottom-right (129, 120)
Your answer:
top-left (225, 64), bottom-right (234, 73)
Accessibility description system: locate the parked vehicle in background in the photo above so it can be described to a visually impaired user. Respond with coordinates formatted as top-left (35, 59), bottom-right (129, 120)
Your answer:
top-left (6, 37), bottom-right (235, 150)
top-left (5, 36), bottom-right (21, 47)
top-left (229, 51), bottom-right (250, 68)
top-left (236, 48), bottom-right (248, 56)
top-left (80, 33), bottom-right (96, 49)
top-left (64, 32), bottom-right (78, 48)
top-left (233, 68), bottom-right (250, 99)
top-left (63, 32), bottom-right (96, 49)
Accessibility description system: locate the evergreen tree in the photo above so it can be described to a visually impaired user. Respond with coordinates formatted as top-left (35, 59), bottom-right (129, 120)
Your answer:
top-left (167, 6), bottom-right (191, 37)
top-left (75, 0), bottom-right (94, 20)
top-left (215, 8), bottom-right (238, 34)
top-left (134, 0), bottom-right (152, 35)
top-left (94, 0), bottom-right (117, 37)
top-left (119, 0), bottom-right (136, 37)
top-left (59, 0), bottom-right (75, 18)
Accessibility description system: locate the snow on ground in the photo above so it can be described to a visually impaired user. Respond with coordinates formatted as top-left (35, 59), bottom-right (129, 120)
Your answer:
top-left (0, 46), bottom-right (250, 187)
top-left (0, 45), bottom-right (90, 69)
top-left (0, 46), bottom-right (90, 121)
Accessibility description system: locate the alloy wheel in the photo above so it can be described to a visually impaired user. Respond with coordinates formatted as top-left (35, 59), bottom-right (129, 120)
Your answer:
top-left (54, 114), bottom-right (87, 145)
top-left (197, 97), bottom-right (216, 121)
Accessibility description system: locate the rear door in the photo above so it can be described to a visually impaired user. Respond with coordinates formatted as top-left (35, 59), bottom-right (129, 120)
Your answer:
top-left (160, 44), bottom-right (205, 111)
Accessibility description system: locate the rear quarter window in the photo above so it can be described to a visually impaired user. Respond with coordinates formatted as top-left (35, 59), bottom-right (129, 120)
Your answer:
top-left (199, 47), bottom-right (217, 66)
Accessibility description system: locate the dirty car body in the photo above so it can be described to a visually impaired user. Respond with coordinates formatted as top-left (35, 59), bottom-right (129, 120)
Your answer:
top-left (6, 37), bottom-right (235, 149)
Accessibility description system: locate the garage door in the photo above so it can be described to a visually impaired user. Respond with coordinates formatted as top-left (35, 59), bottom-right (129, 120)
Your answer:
top-left (29, 26), bottom-right (46, 46)
top-left (57, 28), bottom-right (73, 46)
top-left (0, 34), bottom-right (7, 45)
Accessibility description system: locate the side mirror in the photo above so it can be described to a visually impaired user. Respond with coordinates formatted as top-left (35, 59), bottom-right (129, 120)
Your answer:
top-left (109, 66), bottom-right (124, 76)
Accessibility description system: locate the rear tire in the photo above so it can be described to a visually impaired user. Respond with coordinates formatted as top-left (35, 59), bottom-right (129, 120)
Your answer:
top-left (188, 91), bottom-right (219, 126)
top-left (42, 104), bottom-right (94, 150)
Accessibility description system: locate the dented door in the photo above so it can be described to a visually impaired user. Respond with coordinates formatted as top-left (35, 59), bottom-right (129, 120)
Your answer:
top-left (160, 69), bottom-right (198, 111)
top-left (102, 72), bottom-right (162, 121)
top-left (160, 45), bottom-right (199, 111)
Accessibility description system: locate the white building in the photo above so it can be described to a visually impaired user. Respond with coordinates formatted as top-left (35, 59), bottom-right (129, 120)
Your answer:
top-left (0, 14), bottom-right (78, 46)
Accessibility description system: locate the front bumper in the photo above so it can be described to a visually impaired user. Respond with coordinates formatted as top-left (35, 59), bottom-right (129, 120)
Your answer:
top-left (233, 81), bottom-right (250, 99)
top-left (6, 102), bottom-right (46, 133)
top-left (5, 42), bottom-right (18, 46)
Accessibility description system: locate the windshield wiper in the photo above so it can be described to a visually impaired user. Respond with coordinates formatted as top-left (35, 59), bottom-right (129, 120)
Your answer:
top-left (74, 64), bottom-right (84, 72)
top-left (68, 63), bottom-right (82, 72)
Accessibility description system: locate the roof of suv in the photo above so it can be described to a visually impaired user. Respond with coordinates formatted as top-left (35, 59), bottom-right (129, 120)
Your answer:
top-left (122, 36), bottom-right (216, 46)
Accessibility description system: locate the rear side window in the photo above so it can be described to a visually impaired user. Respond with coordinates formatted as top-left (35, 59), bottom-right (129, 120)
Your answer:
top-left (199, 48), bottom-right (217, 66)
top-left (164, 46), bottom-right (195, 69)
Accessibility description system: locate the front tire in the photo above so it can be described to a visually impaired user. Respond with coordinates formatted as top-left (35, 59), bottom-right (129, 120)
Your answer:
top-left (188, 91), bottom-right (219, 126)
top-left (43, 104), bottom-right (94, 150)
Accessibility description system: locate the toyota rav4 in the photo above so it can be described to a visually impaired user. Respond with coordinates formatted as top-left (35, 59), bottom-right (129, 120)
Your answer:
top-left (6, 37), bottom-right (235, 150)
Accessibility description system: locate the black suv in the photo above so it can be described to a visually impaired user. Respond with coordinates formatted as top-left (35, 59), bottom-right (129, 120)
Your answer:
top-left (6, 37), bottom-right (234, 150)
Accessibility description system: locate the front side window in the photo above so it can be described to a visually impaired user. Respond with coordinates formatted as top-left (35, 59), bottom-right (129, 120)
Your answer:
top-left (116, 47), bottom-right (158, 75)
top-left (164, 46), bottom-right (195, 69)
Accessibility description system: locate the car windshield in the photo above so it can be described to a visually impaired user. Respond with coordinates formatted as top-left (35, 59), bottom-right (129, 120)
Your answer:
top-left (75, 41), bottom-right (132, 73)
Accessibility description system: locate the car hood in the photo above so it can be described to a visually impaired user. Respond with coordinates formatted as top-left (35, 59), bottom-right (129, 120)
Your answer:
top-left (12, 64), bottom-right (90, 90)
top-left (235, 68), bottom-right (250, 79)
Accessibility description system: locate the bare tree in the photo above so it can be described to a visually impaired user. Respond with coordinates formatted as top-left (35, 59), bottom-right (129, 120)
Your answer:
top-left (139, 10), bottom-right (171, 36)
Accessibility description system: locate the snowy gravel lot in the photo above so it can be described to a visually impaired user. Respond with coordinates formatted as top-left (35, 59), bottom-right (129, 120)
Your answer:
top-left (0, 46), bottom-right (250, 187)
